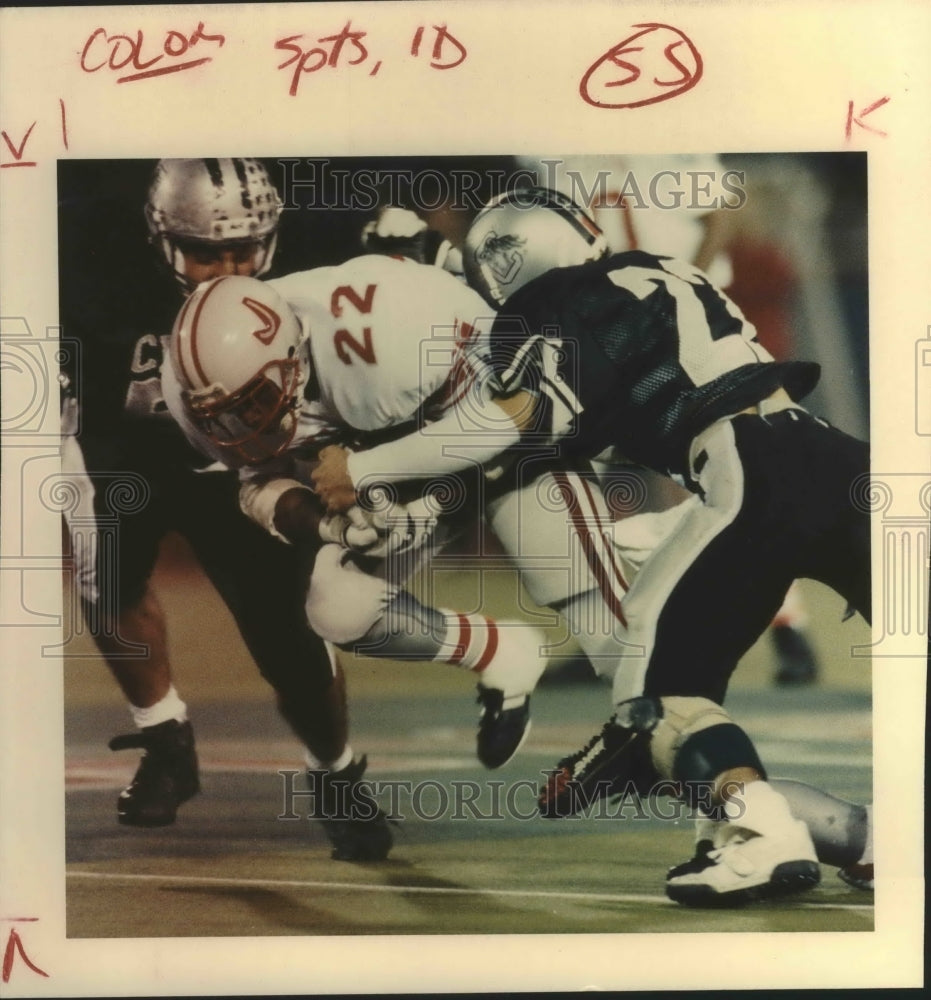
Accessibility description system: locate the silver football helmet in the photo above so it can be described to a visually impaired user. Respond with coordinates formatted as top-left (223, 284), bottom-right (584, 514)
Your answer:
top-left (145, 158), bottom-right (284, 290)
top-left (463, 186), bottom-right (608, 306)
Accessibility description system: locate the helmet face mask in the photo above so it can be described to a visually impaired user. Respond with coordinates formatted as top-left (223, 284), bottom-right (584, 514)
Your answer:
top-left (146, 158), bottom-right (284, 291)
top-left (183, 358), bottom-right (302, 466)
top-left (463, 186), bottom-right (608, 307)
top-left (170, 275), bottom-right (307, 467)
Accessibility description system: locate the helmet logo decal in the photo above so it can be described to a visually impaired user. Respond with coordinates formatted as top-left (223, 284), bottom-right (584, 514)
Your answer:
top-left (242, 296), bottom-right (281, 345)
top-left (475, 231), bottom-right (526, 286)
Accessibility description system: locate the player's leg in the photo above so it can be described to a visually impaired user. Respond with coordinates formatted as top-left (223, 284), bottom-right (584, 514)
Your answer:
top-left (178, 469), bottom-right (391, 861)
top-left (305, 539), bottom-right (547, 769)
top-left (796, 418), bottom-right (872, 624)
top-left (670, 780), bottom-right (873, 890)
top-left (596, 451), bottom-right (821, 687)
top-left (480, 457), bottom-right (640, 757)
top-left (647, 419), bottom-right (821, 904)
top-left (771, 779), bottom-right (871, 871)
top-left (94, 582), bottom-right (172, 708)
top-left (62, 432), bottom-right (198, 827)
top-left (645, 415), bottom-right (873, 902)
top-left (557, 418), bottom-right (818, 904)
top-left (540, 416), bottom-right (868, 904)
top-left (181, 470), bottom-right (349, 761)
top-left (485, 457), bottom-right (637, 679)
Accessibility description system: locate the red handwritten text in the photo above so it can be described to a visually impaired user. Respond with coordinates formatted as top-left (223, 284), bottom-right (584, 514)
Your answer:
top-left (1, 121), bottom-right (36, 168)
top-left (1, 101), bottom-right (69, 169)
top-left (80, 22), bottom-right (225, 84)
top-left (2, 922), bottom-right (48, 984)
top-left (276, 21), bottom-right (469, 95)
top-left (411, 25), bottom-right (467, 69)
top-left (846, 96), bottom-right (890, 139)
top-left (276, 21), bottom-right (374, 97)
top-left (580, 23), bottom-right (702, 109)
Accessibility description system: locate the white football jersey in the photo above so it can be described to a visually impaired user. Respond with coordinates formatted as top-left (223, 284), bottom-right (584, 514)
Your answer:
top-left (162, 255), bottom-right (494, 480)
top-left (270, 255), bottom-right (494, 446)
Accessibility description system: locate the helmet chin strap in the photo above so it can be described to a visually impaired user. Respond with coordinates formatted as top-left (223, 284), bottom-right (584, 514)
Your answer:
top-left (169, 243), bottom-right (196, 293)
top-left (254, 233), bottom-right (278, 278)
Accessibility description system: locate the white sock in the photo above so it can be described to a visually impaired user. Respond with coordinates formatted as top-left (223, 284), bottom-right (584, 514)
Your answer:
top-left (304, 746), bottom-right (353, 774)
top-left (130, 685), bottom-right (187, 729)
top-left (721, 780), bottom-right (799, 839)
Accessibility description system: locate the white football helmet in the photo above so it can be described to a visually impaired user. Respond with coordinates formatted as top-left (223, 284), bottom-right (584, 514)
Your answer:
top-left (463, 186), bottom-right (608, 306)
top-left (146, 158), bottom-right (284, 290)
top-left (169, 275), bottom-right (307, 467)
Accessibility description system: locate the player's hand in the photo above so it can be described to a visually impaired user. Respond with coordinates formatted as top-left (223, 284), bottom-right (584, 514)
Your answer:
top-left (319, 497), bottom-right (438, 560)
top-left (379, 499), bottom-right (438, 558)
top-left (361, 206), bottom-right (453, 267)
top-left (311, 445), bottom-right (357, 513)
top-left (318, 505), bottom-right (381, 553)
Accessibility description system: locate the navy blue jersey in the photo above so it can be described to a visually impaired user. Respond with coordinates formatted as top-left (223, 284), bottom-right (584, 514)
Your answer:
top-left (487, 251), bottom-right (820, 476)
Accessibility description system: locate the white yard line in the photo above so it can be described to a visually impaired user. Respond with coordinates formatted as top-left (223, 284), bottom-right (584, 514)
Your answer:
top-left (67, 870), bottom-right (874, 912)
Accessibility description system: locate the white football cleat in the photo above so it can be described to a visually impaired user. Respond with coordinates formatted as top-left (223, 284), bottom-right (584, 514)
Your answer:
top-left (666, 820), bottom-right (820, 907)
top-left (666, 782), bottom-right (820, 907)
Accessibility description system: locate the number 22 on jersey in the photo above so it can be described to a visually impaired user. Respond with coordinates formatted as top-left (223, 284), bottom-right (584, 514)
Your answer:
top-left (331, 283), bottom-right (377, 365)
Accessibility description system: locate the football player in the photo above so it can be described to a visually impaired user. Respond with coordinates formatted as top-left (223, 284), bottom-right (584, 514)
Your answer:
top-left (161, 248), bottom-right (652, 771)
top-left (60, 158), bottom-right (392, 861)
top-left (515, 154), bottom-right (820, 686)
top-left (310, 187), bottom-right (871, 905)
top-left (161, 256), bottom-right (545, 769)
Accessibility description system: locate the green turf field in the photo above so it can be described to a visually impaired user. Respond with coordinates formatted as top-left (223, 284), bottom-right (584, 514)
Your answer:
top-left (64, 535), bottom-right (875, 947)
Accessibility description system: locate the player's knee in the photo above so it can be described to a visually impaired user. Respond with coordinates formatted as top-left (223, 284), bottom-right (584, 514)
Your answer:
top-left (304, 546), bottom-right (389, 645)
top-left (649, 696), bottom-right (765, 809)
top-left (305, 585), bottom-right (385, 645)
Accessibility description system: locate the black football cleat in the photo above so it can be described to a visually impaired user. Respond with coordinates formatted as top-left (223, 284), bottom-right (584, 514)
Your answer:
top-left (109, 719), bottom-right (201, 827)
top-left (666, 839), bottom-right (716, 881)
top-left (772, 624), bottom-right (819, 686)
top-left (539, 718), bottom-right (652, 818)
top-left (308, 756), bottom-right (394, 862)
top-left (538, 698), bottom-right (660, 819)
top-left (838, 862), bottom-right (874, 891)
top-left (476, 685), bottom-right (532, 769)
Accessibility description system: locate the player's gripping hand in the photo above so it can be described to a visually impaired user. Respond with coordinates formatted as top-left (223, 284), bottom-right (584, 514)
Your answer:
top-left (371, 495), bottom-right (438, 558)
top-left (311, 445), bottom-right (357, 513)
top-left (318, 505), bottom-right (382, 553)
top-left (318, 498), bottom-right (438, 560)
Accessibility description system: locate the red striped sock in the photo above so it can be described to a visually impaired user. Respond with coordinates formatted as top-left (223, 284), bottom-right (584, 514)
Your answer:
top-left (435, 611), bottom-right (500, 672)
